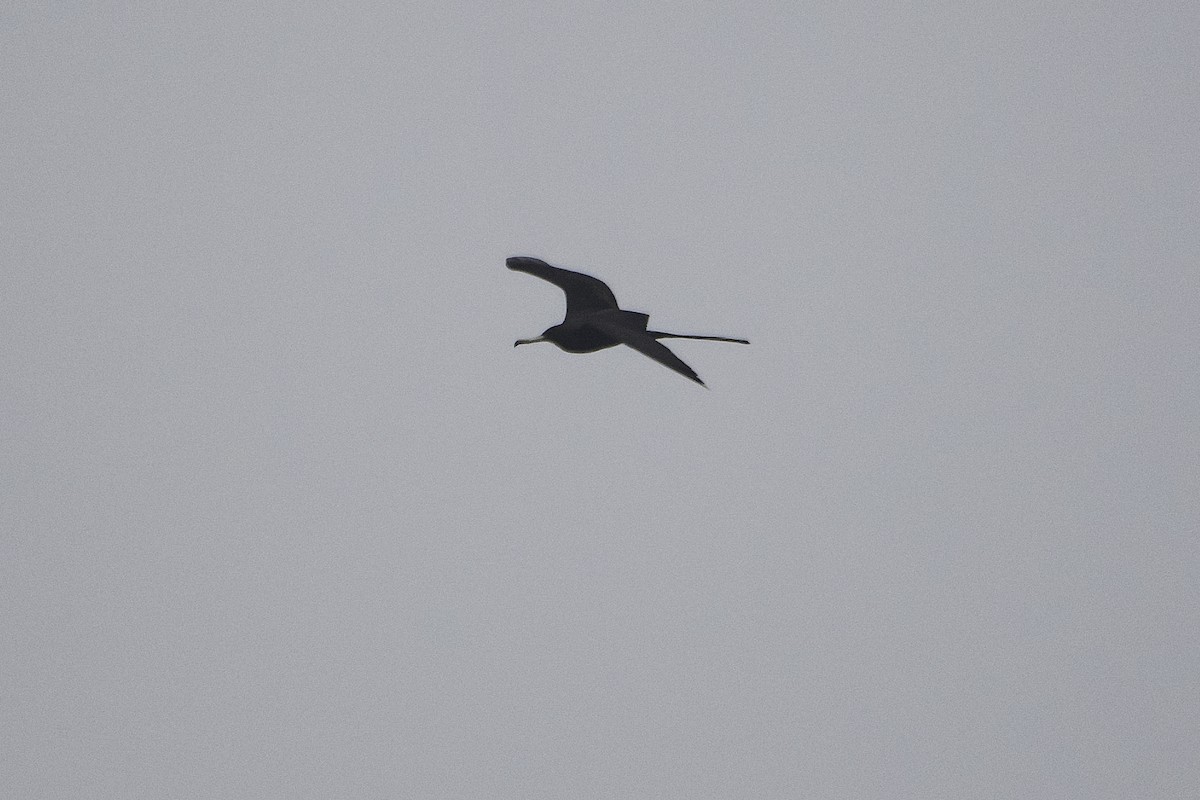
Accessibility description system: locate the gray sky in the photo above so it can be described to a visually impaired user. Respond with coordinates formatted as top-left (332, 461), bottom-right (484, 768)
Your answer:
top-left (4, 2), bottom-right (1198, 798)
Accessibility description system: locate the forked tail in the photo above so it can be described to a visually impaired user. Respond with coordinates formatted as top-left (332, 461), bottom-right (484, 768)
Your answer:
top-left (649, 331), bottom-right (749, 345)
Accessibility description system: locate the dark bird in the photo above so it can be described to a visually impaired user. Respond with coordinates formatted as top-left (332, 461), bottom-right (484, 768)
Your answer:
top-left (508, 256), bottom-right (748, 386)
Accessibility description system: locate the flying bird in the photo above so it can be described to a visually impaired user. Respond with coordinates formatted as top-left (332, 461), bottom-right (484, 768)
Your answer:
top-left (508, 256), bottom-right (748, 386)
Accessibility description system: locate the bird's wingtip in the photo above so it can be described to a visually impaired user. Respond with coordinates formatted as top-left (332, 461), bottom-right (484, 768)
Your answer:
top-left (506, 255), bottom-right (543, 270)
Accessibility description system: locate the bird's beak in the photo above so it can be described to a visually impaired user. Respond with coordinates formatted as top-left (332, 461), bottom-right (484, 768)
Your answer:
top-left (514, 336), bottom-right (548, 347)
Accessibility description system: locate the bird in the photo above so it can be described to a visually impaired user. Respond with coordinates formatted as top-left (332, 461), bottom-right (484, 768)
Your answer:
top-left (508, 256), bottom-right (748, 386)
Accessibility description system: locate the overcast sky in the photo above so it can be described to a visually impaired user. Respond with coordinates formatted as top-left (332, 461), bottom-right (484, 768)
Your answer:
top-left (4, 2), bottom-right (1198, 798)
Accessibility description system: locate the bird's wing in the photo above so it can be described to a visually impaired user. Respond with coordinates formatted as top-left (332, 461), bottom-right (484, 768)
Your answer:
top-left (507, 257), bottom-right (620, 319)
top-left (588, 317), bottom-right (705, 386)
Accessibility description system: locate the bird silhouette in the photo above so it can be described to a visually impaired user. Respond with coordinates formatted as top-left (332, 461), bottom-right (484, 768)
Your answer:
top-left (508, 256), bottom-right (748, 386)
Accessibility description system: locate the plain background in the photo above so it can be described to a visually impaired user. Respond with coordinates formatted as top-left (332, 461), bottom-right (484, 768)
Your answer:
top-left (3, 3), bottom-right (1197, 798)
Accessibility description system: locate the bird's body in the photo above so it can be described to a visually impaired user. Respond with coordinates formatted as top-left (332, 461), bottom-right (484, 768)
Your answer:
top-left (535, 309), bottom-right (648, 352)
top-left (508, 256), bottom-right (748, 386)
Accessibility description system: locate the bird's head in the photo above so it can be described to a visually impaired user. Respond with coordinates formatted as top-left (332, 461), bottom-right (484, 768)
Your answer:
top-left (513, 329), bottom-right (553, 347)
